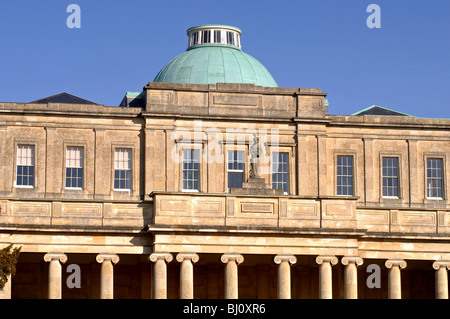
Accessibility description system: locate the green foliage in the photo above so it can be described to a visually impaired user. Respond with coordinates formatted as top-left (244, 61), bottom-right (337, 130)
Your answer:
top-left (0, 244), bottom-right (21, 290)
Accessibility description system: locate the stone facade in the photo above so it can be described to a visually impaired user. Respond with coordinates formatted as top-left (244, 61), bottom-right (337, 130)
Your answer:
top-left (0, 81), bottom-right (449, 299)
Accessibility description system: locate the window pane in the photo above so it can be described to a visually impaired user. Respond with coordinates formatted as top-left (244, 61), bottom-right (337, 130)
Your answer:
top-left (272, 152), bottom-right (289, 193)
top-left (16, 145), bottom-right (35, 186)
top-left (427, 158), bottom-right (444, 198)
top-left (182, 149), bottom-right (200, 190)
top-left (114, 149), bottom-right (132, 190)
top-left (337, 156), bottom-right (353, 196)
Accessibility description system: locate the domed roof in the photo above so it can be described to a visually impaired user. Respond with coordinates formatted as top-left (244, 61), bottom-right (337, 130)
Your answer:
top-left (153, 25), bottom-right (278, 87)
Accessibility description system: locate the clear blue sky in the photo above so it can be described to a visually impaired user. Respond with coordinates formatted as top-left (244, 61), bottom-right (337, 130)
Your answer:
top-left (0, 0), bottom-right (449, 118)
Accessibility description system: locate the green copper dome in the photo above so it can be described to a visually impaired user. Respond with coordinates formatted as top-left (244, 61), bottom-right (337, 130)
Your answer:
top-left (153, 25), bottom-right (278, 87)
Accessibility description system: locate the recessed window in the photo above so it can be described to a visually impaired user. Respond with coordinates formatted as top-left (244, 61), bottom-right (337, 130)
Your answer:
top-left (427, 158), bottom-right (444, 199)
top-left (226, 31), bottom-right (235, 45)
top-left (114, 149), bottom-right (132, 190)
top-left (182, 149), bottom-right (200, 191)
top-left (66, 147), bottom-right (83, 189)
top-left (192, 32), bottom-right (199, 46)
top-left (382, 157), bottom-right (399, 197)
top-left (272, 152), bottom-right (289, 194)
top-left (228, 151), bottom-right (244, 189)
top-left (337, 155), bottom-right (353, 196)
top-left (202, 30), bottom-right (210, 44)
top-left (16, 145), bottom-right (35, 187)
top-left (214, 30), bottom-right (222, 44)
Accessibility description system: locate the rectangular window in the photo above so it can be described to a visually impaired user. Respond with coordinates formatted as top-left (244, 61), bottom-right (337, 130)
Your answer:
top-left (214, 30), bottom-right (221, 44)
top-left (202, 30), bottom-right (210, 43)
top-left (228, 151), bottom-right (244, 189)
top-left (337, 155), bottom-right (353, 196)
top-left (192, 32), bottom-right (199, 45)
top-left (16, 145), bottom-right (35, 187)
top-left (226, 31), bottom-right (235, 45)
top-left (427, 158), bottom-right (444, 199)
top-left (272, 152), bottom-right (289, 193)
top-left (182, 149), bottom-right (200, 191)
top-left (65, 147), bottom-right (83, 189)
top-left (382, 157), bottom-right (399, 197)
top-left (114, 149), bottom-right (132, 190)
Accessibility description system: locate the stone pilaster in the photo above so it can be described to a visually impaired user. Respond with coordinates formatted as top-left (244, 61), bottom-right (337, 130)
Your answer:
top-left (96, 254), bottom-right (120, 299)
top-left (43, 253), bottom-right (67, 299)
top-left (315, 255), bottom-right (338, 299)
top-left (176, 253), bottom-right (199, 299)
top-left (274, 254), bottom-right (297, 299)
top-left (221, 253), bottom-right (244, 299)
top-left (432, 261), bottom-right (450, 299)
top-left (149, 252), bottom-right (173, 299)
top-left (341, 256), bottom-right (363, 299)
top-left (385, 259), bottom-right (407, 299)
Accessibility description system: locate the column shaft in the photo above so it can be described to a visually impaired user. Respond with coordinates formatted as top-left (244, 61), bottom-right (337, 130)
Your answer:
top-left (274, 255), bottom-right (297, 299)
top-left (176, 253), bottom-right (199, 299)
top-left (341, 256), bottom-right (363, 299)
top-left (433, 261), bottom-right (450, 299)
top-left (221, 254), bottom-right (244, 299)
top-left (96, 254), bottom-right (119, 299)
top-left (44, 253), bottom-right (67, 299)
top-left (150, 253), bottom-right (173, 299)
top-left (0, 275), bottom-right (11, 299)
top-left (385, 259), bottom-right (406, 299)
top-left (316, 256), bottom-right (338, 299)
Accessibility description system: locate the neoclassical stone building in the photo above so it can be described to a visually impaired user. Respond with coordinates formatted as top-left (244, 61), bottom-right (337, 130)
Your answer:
top-left (1, 25), bottom-right (449, 299)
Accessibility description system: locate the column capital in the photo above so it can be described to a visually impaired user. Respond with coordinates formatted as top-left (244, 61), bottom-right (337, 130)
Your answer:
top-left (274, 254), bottom-right (297, 265)
top-left (341, 256), bottom-right (364, 267)
top-left (149, 252), bottom-right (173, 263)
top-left (385, 259), bottom-right (407, 269)
top-left (44, 253), bottom-right (67, 264)
top-left (315, 255), bottom-right (338, 266)
top-left (96, 253), bottom-right (120, 264)
top-left (176, 252), bottom-right (199, 263)
top-left (433, 260), bottom-right (450, 270)
top-left (221, 253), bottom-right (244, 265)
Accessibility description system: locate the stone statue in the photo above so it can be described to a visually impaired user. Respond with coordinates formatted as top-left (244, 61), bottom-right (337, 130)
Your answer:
top-left (249, 134), bottom-right (260, 178)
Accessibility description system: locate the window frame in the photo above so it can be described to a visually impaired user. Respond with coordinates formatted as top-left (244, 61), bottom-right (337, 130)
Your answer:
top-left (271, 151), bottom-right (289, 194)
top-left (335, 154), bottom-right (355, 196)
top-left (425, 157), bottom-right (445, 200)
top-left (181, 148), bottom-right (201, 192)
top-left (113, 148), bottom-right (132, 191)
top-left (381, 156), bottom-right (400, 199)
top-left (64, 146), bottom-right (84, 190)
top-left (227, 150), bottom-right (245, 190)
top-left (14, 144), bottom-right (36, 188)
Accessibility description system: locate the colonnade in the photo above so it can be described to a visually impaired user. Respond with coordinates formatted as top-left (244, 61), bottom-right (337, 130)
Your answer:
top-left (2, 253), bottom-right (450, 299)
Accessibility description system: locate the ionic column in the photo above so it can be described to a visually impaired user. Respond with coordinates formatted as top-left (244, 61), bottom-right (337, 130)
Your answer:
top-left (385, 259), bottom-right (407, 299)
top-left (96, 254), bottom-right (120, 299)
top-left (274, 254), bottom-right (297, 299)
top-left (0, 275), bottom-right (11, 299)
top-left (341, 256), bottom-right (363, 299)
top-left (43, 253), bottom-right (67, 299)
top-left (432, 261), bottom-right (450, 299)
top-left (221, 253), bottom-right (244, 299)
top-left (315, 255), bottom-right (338, 299)
top-left (176, 253), bottom-right (199, 299)
top-left (149, 252), bottom-right (173, 299)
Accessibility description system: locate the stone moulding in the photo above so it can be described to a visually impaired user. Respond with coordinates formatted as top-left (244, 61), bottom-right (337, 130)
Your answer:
top-left (385, 259), bottom-right (407, 269)
top-left (220, 253), bottom-right (244, 265)
top-left (43, 253), bottom-right (68, 263)
top-left (96, 254), bottom-right (120, 264)
top-left (274, 254), bottom-right (297, 265)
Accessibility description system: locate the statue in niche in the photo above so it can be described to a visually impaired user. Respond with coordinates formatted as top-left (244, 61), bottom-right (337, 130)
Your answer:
top-left (249, 134), bottom-right (260, 178)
